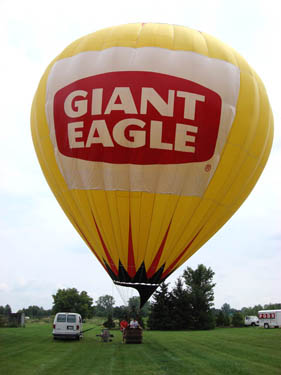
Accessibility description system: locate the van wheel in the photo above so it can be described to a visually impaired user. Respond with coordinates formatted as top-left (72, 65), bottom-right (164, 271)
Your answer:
top-left (76, 335), bottom-right (80, 340)
top-left (264, 323), bottom-right (269, 329)
top-left (251, 323), bottom-right (255, 327)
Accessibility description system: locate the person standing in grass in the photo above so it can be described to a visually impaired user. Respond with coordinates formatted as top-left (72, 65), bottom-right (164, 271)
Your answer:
top-left (120, 319), bottom-right (128, 342)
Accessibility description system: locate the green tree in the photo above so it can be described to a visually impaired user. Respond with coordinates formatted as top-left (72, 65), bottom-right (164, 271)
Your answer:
top-left (241, 304), bottom-right (263, 316)
top-left (18, 305), bottom-right (51, 318)
top-left (221, 303), bottom-right (231, 316)
top-left (128, 296), bottom-right (140, 311)
top-left (216, 310), bottom-right (225, 327)
top-left (113, 305), bottom-right (129, 320)
top-left (264, 303), bottom-right (281, 310)
top-left (183, 264), bottom-right (216, 330)
top-left (52, 288), bottom-right (94, 319)
top-left (127, 296), bottom-right (151, 319)
top-left (103, 313), bottom-right (115, 328)
top-left (3, 304), bottom-right (12, 315)
top-left (141, 300), bottom-right (151, 317)
top-left (224, 313), bottom-right (230, 326)
top-left (232, 311), bottom-right (244, 327)
top-left (147, 283), bottom-right (173, 330)
top-left (128, 296), bottom-right (139, 319)
top-left (95, 295), bottom-right (115, 317)
top-left (170, 277), bottom-right (193, 329)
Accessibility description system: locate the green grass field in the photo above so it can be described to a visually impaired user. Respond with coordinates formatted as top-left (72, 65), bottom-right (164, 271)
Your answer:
top-left (1, 322), bottom-right (280, 375)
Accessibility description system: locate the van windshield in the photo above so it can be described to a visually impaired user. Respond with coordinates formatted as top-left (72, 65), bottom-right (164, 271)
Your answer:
top-left (67, 315), bottom-right (76, 323)
top-left (57, 314), bottom-right (66, 322)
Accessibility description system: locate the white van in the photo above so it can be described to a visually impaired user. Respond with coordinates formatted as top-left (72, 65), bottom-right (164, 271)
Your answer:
top-left (53, 312), bottom-right (83, 340)
top-left (244, 316), bottom-right (259, 327)
top-left (258, 310), bottom-right (281, 329)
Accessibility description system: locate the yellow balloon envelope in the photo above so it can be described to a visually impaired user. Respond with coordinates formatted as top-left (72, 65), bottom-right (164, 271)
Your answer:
top-left (31, 23), bottom-right (273, 306)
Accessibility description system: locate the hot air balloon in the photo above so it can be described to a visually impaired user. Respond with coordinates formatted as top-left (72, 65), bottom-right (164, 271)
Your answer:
top-left (31, 23), bottom-right (273, 307)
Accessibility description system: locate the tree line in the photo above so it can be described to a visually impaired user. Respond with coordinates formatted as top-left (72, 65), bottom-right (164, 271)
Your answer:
top-left (1, 264), bottom-right (280, 330)
top-left (0, 304), bottom-right (52, 318)
top-left (0, 264), bottom-right (216, 330)
top-left (213, 302), bottom-right (281, 328)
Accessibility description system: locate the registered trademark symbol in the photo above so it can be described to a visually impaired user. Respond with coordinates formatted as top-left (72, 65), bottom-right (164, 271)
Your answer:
top-left (205, 164), bottom-right (211, 172)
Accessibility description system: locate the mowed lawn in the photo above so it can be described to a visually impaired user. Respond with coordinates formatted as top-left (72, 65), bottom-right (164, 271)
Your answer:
top-left (0, 323), bottom-right (281, 375)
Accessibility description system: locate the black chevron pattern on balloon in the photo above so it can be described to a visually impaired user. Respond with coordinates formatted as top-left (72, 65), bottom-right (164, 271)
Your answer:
top-left (103, 259), bottom-right (166, 307)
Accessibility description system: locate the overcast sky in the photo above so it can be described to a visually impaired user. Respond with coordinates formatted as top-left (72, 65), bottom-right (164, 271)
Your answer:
top-left (0, 0), bottom-right (280, 312)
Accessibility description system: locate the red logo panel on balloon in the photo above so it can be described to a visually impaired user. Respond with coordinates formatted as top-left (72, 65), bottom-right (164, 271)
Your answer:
top-left (53, 71), bottom-right (221, 165)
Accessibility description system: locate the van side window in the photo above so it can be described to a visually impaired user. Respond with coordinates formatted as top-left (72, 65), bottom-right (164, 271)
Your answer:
top-left (67, 314), bottom-right (76, 323)
top-left (79, 317), bottom-right (82, 323)
top-left (57, 314), bottom-right (66, 322)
